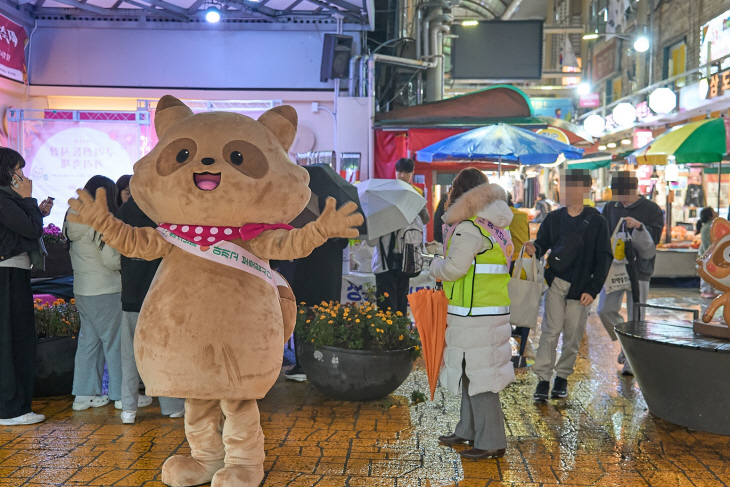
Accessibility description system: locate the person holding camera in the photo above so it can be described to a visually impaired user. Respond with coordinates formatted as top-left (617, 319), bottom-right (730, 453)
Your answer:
top-left (0, 148), bottom-right (53, 426)
top-left (524, 170), bottom-right (612, 401)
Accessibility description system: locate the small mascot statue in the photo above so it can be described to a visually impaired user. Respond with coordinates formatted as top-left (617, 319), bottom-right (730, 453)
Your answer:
top-left (698, 216), bottom-right (730, 327)
top-left (67, 96), bottom-right (364, 487)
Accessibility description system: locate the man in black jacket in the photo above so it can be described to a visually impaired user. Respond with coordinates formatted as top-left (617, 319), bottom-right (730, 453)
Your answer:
top-left (117, 195), bottom-right (184, 424)
top-left (597, 171), bottom-right (664, 376)
top-left (525, 170), bottom-right (613, 401)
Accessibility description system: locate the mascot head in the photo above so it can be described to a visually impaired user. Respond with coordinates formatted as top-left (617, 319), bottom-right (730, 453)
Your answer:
top-left (131, 95), bottom-right (311, 226)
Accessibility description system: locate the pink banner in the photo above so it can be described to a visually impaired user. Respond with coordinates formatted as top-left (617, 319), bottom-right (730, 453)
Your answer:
top-left (22, 120), bottom-right (139, 226)
top-left (0, 14), bottom-right (27, 82)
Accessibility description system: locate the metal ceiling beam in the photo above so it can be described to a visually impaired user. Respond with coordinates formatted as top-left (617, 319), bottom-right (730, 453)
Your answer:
top-left (282, 0), bottom-right (303, 13)
top-left (457, 0), bottom-right (494, 19)
top-left (500, 0), bottom-right (521, 19)
top-left (50, 0), bottom-right (116, 15)
top-left (219, 0), bottom-right (279, 21)
top-left (315, 0), bottom-right (360, 13)
top-left (136, 0), bottom-right (189, 16)
top-left (125, 0), bottom-right (188, 20)
top-left (302, 0), bottom-right (360, 21)
top-left (186, 0), bottom-right (204, 12)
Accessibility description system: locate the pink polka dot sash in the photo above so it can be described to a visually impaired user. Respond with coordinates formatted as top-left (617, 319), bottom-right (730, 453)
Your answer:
top-left (158, 222), bottom-right (293, 246)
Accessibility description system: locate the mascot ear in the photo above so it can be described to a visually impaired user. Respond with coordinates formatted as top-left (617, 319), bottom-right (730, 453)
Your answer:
top-left (711, 217), bottom-right (730, 243)
top-left (258, 105), bottom-right (298, 152)
top-left (154, 95), bottom-right (193, 139)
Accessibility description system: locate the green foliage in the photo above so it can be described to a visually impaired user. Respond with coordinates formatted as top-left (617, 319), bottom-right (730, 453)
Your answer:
top-left (410, 390), bottom-right (427, 405)
top-left (34, 298), bottom-right (80, 338)
top-left (295, 300), bottom-right (421, 360)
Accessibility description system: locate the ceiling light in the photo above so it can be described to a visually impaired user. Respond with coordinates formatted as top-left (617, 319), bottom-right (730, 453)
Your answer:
top-left (462, 20), bottom-right (478, 26)
top-left (205, 6), bottom-right (221, 23)
top-left (583, 114), bottom-right (605, 137)
top-left (607, 142), bottom-right (617, 149)
top-left (577, 82), bottom-right (591, 95)
top-left (598, 145), bottom-right (607, 151)
top-left (633, 36), bottom-right (650, 52)
top-left (612, 102), bottom-right (637, 126)
top-left (621, 139), bottom-right (632, 145)
top-left (583, 33), bottom-right (600, 40)
top-left (649, 87), bottom-right (677, 114)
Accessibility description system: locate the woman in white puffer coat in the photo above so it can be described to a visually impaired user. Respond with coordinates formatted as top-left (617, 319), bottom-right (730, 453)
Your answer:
top-left (429, 168), bottom-right (515, 460)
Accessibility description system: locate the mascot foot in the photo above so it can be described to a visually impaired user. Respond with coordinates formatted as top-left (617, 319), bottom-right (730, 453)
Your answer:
top-left (211, 465), bottom-right (265, 487)
top-left (161, 455), bottom-right (224, 487)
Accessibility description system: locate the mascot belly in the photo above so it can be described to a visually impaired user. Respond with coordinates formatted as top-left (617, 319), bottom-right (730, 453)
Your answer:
top-left (66, 95), bottom-right (363, 487)
top-left (136, 249), bottom-right (284, 400)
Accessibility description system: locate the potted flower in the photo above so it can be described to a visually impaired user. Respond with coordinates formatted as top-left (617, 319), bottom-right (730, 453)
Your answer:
top-left (34, 298), bottom-right (80, 397)
top-left (295, 299), bottom-right (420, 401)
top-left (32, 223), bottom-right (73, 278)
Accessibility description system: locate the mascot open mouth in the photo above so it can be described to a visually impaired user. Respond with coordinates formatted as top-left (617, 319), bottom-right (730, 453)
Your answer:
top-left (194, 172), bottom-right (221, 191)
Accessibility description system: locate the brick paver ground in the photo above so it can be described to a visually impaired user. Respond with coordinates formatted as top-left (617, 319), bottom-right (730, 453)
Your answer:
top-left (1, 287), bottom-right (729, 486)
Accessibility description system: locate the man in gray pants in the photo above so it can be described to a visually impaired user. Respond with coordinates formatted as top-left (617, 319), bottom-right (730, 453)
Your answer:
top-left (118, 195), bottom-right (184, 424)
top-left (598, 171), bottom-right (664, 376)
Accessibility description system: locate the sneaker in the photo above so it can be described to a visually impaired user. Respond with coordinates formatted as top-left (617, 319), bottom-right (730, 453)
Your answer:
top-left (533, 380), bottom-right (550, 401)
top-left (551, 377), bottom-right (568, 398)
top-left (284, 365), bottom-right (307, 382)
top-left (115, 395), bottom-right (153, 410)
top-left (72, 395), bottom-right (109, 411)
top-left (168, 409), bottom-right (185, 418)
top-left (0, 412), bottom-right (45, 426)
top-left (621, 362), bottom-right (634, 376)
top-left (120, 410), bottom-right (136, 424)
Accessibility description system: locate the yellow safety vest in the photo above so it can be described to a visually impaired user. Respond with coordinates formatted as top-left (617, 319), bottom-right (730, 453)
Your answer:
top-left (443, 218), bottom-right (511, 317)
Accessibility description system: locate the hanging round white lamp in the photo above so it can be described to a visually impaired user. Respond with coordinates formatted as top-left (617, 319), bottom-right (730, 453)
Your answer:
top-left (583, 114), bottom-right (605, 137)
top-left (612, 103), bottom-right (637, 126)
top-left (649, 88), bottom-right (677, 114)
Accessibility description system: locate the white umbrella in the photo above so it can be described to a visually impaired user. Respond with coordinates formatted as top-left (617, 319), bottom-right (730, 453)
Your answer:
top-left (356, 179), bottom-right (427, 240)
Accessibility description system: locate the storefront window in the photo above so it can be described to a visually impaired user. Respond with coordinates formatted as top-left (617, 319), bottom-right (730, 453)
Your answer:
top-left (664, 39), bottom-right (687, 86)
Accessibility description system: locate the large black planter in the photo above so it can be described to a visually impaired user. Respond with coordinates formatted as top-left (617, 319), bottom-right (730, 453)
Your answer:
top-left (34, 336), bottom-right (78, 397)
top-left (298, 342), bottom-right (413, 401)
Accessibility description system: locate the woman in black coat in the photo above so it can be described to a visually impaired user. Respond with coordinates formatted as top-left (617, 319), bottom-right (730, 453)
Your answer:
top-left (0, 148), bottom-right (53, 426)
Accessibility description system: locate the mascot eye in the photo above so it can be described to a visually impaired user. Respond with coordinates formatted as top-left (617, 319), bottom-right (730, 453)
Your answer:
top-left (157, 138), bottom-right (198, 176)
top-left (222, 140), bottom-right (269, 179)
top-left (176, 149), bottom-right (190, 163)
top-left (712, 241), bottom-right (730, 268)
top-left (230, 151), bottom-right (244, 166)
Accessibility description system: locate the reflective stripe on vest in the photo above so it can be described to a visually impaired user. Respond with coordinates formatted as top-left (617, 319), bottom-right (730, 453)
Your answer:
top-left (474, 264), bottom-right (509, 274)
top-left (443, 217), bottom-right (511, 317)
top-left (447, 305), bottom-right (510, 316)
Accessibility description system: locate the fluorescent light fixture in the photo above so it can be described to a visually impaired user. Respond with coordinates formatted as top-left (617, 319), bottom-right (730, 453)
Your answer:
top-left (621, 139), bottom-right (632, 145)
top-left (577, 82), bottom-right (591, 95)
top-left (205, 6), bottom-right (221, 22)
top-left (607, 142), bottom-right (617, 149)
top-left (634, 36), bottom-right (650, 52)
top-left (583, 114), bottom-right (605, 137)
top-left (582, 33), bottom-right (600, 40)
top-left (598, 145), bottom-right (607, 150)
top-left (461, 20), bottom-right (479, 26)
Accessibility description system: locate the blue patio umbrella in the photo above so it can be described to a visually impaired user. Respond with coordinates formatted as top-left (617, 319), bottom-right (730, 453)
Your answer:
top-left (416, 123), bottom-right (585, 165)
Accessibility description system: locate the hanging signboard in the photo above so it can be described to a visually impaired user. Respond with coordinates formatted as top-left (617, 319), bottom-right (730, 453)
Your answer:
top-left (700, 8), bottom-right (730, 68)
top-left (592, 39), bottom-right (618, 83)
top-left (579, 93), bottom-right (600, 108)
top-left (0, 14), bottom-right (28, 82)
top-left (701, 67), bottom-right (730, 99)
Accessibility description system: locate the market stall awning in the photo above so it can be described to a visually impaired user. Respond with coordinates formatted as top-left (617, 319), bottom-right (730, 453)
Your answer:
top-left (416, 123), bottom-right (584, 165)
top-left (627, 118), bottom-right (730, 165)
top-left (567, 152), bottom-right (614, 170)
top-left (375, 85), bottom-right (534, 128)
top-left (536, 116), bottom-right (595, 147)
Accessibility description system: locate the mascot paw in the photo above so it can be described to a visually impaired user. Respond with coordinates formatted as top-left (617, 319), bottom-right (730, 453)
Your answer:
top-left (211, 465), bottom-right (265, 487)
top-left (161, 455), bottom-right (224, 487)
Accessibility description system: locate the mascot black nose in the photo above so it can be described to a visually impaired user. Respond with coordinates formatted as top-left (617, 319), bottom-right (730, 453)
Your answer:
top-left (201, 158), bottom-right (215, 166)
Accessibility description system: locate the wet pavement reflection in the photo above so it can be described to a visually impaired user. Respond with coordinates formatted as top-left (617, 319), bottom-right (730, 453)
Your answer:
top-left (1, 287), bottom-right (728, 486)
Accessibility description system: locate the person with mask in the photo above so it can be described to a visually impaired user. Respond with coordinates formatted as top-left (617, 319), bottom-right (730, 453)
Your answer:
top-left (525, 170), bottom-right (612, 400)
top-left (597, 171), bottom-right (664, 376)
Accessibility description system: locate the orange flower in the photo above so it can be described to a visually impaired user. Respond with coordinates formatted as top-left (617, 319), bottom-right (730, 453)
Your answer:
top-left (299, 310), bottom-right (305, 314)
top-left (386, 320), bottom-right (393, 325)
top-left (383, 292), bottom-right (390, 297)
top-left (398, 335), bottom-right (404, 340)
top-left (34, 298), bottom-right (42, 303)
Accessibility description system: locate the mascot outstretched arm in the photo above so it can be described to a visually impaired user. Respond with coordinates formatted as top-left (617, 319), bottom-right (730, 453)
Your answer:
top-left (68, 95), bottom-right (363, 487)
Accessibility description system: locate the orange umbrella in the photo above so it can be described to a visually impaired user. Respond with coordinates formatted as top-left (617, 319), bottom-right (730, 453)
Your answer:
top-left (408, 286), bottom-right (449, 400)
